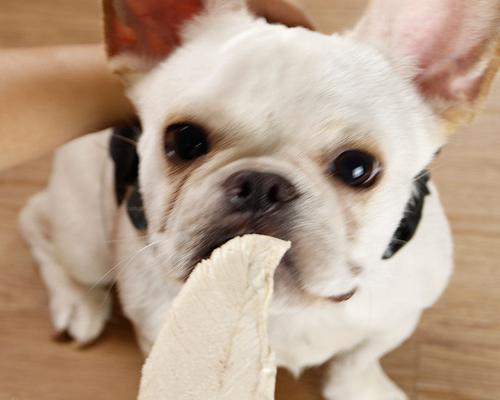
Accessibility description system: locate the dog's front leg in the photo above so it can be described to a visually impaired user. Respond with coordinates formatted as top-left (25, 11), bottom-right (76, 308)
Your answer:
top-left (324, 360), bottom-right (407, 400)
top-left (322, 313), bottom-right (420, 400)
top-left (19, 191), bottom-right (112, 344)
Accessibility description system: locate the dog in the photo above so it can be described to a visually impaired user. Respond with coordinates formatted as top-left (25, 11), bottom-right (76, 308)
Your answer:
top-left (19, 0), bottom-right (499, 398)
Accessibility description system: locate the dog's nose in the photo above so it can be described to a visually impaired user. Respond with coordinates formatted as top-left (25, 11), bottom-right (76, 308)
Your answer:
top-left (224, 170), bottom-right (298, 214)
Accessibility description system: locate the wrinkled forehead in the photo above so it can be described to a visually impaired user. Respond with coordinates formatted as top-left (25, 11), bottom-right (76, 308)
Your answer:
top-left (135, 24), bottom-right (440, 158)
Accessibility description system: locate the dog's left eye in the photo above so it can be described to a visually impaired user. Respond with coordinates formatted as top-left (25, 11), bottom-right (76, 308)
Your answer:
top-left (330, 150), bottom-right (381, 188)
top-left (164, 123), bottom-right (209, 161)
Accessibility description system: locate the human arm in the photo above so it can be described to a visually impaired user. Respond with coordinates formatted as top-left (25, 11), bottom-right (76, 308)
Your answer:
top-left (0, 44), bottom-right (134, 171)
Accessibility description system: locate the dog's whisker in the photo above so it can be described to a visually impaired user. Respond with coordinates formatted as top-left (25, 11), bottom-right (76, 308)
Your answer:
top-left (105, 234), bottom-right (150, 244)
top-left (100, 280), bottom-right (117, 310)
top-left (86, 240), bottom-right (161, 296)
top-left (111, 132), bottom-right (138, 147)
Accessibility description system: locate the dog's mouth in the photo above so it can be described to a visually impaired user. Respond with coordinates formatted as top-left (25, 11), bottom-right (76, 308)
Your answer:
top-left (198, 233), bottom-right (246, 262)
top-left (329, 289), bottom-right (356, 303)
top-left (184, 227), bottom-right (356, 304)
top-left (187, 226), bottom-right (289, 280)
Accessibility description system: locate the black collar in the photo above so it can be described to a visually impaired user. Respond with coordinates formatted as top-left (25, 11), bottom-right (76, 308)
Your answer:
top-left (382, 170), bottom-right (431, 259)
top-left (109, 119), bottom-right (148, 231)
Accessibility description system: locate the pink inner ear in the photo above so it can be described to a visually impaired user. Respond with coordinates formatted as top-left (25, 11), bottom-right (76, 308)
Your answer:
top-left (394, 0), bottom-right (461, 68)
top-left (355, 0), bottom-right (499, 107)
top-left (418, 39), bottom-right (493, 103)
top-left (105, 0), bottom-right (204, 60)
top-left (395, 0), bottom-right (473, 101)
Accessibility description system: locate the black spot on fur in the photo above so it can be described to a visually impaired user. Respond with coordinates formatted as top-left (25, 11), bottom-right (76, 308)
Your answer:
top-left (382, 170), bottom-right (431, 260)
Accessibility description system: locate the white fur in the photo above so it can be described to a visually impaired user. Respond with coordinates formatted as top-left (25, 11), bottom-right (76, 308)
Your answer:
top-left (20, 3), bottom-right (477, 399)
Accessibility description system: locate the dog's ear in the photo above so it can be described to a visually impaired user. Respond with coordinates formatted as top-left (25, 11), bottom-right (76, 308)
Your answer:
top-left (103, 0), bottom-right (313, 82)
top-left (353, 0), bottom-right (500, 131)
top-left (103, 0), bottom-right (210, 80)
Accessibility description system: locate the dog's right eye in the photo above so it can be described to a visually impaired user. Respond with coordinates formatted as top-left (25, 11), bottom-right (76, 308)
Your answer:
top-left (164, 123), bottom-right (209, 161)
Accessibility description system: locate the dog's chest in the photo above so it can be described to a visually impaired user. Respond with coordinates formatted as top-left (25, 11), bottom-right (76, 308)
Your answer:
top-left (268, 305), bottom-right (369, 373)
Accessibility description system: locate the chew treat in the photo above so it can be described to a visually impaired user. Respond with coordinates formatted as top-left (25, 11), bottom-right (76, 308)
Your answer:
top-left (138, 234), bottom-right (290, 400)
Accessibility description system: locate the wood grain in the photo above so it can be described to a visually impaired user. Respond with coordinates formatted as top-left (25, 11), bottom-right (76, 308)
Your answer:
top-left (1, 1), bottom-right (499, 399)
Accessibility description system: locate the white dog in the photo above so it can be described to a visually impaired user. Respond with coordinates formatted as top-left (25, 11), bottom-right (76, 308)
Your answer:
top-left (20, 0), bottom-right (499, 398)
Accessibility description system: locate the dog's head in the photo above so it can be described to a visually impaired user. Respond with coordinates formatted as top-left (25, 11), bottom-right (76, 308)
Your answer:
top-left (104, 0), bottom-right (499, 306)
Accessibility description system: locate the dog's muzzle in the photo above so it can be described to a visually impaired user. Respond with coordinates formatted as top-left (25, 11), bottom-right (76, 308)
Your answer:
top-left (223, 170), bottom-right (299, 215)
top-left (185, 170), bottom-right (299, 277)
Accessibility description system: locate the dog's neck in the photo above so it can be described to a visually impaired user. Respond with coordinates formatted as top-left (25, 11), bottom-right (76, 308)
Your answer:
top-left (382, 170), bottom-right (431, 259)
top-left (109, 119), bottom-right (148, 231)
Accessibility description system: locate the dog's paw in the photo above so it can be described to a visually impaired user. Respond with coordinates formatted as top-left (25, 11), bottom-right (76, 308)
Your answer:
top-left (49, 285), bottom-right (111, 345)
top-left (323, 364), bottom-right (407, 400)
top-left (324, 384), bottom-right (407, 400)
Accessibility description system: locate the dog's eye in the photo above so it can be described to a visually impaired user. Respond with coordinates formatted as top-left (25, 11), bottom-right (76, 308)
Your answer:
top-left (330, 150), bottom-right (381, 188)
top-left (165, 123), bottom-right (209, 161)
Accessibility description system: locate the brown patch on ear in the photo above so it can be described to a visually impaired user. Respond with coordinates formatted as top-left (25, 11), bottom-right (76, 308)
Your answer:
top-left (438, 40), bottom-right (500, 134)
top-left (103, 0), bottom-right (204, 60)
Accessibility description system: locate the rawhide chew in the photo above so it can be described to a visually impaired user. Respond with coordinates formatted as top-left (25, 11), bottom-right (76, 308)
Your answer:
top-left (138, 234), bottom-right (290, 400)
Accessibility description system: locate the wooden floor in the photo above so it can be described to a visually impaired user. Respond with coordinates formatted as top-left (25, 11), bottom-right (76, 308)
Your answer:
top-left (1, 1), bottom-right (499, 399)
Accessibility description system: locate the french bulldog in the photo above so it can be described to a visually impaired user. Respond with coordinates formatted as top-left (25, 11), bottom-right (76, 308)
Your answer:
top-left (19, 0), bottom-right (499, 398)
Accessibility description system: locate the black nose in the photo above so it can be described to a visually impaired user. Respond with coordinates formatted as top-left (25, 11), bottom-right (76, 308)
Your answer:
top-left (224, 170), bottom-right (298, 214)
